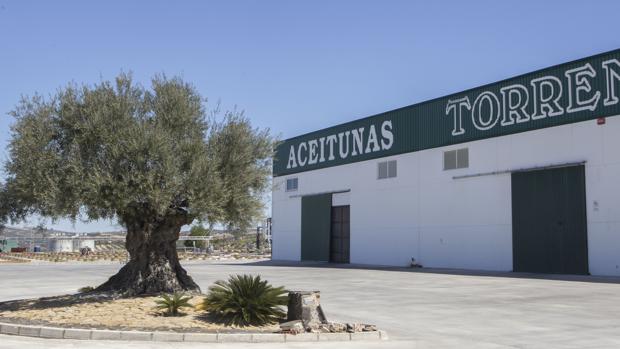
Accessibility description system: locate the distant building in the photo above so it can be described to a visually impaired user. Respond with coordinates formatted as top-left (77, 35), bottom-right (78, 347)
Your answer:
top-left (0, 239), bottom-right (18, 252)
top-left (48, 237), bottom-right (95, 252)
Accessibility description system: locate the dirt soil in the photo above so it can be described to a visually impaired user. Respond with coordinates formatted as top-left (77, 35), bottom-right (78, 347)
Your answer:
top-left (0, 294), bottom-right (279, 333)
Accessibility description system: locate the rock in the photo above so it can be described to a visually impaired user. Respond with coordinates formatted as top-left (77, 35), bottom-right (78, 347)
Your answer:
top-left (287, 291), bottom-right (327, 331)
top-left (346, 323), bottom-right (364, 333)
top-left (328, 322), bottom-right (347, 333)
top-left (362, 324), bottom-right (377, 332)
top-left (279, 320), bottom-right (304, 334)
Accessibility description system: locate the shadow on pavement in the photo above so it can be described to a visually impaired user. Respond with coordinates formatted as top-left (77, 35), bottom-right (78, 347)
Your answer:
top-left (0, 293), bottom-right (117, 312)
top-left (208, 259), bottom-right (620, 285)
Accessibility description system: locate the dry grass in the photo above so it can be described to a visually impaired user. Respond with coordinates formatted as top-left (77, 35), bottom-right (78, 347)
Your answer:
top-left (0, 294), bottom-right (279, 333)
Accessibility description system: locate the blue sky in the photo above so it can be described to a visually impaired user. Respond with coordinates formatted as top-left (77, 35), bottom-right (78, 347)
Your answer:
top-left (0, 0), bottom-right (619, 232)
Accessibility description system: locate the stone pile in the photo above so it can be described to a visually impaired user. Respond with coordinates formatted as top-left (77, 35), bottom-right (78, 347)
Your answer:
top-left (282, 291), bottom-right (377, 334)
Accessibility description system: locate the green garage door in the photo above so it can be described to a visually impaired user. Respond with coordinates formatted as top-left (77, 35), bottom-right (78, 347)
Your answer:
top-left (512, 165), bottom-right (588, 274)
top-left (301, 193), bottom-right (332, 261)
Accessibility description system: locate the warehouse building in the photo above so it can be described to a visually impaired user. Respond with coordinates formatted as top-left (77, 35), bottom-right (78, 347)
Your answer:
top-left (271, 49), bottom-right (620, 276)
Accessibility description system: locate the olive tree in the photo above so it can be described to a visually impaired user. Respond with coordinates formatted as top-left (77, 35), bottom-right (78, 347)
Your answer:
top-left (1, 74), bottom-right (273, 295)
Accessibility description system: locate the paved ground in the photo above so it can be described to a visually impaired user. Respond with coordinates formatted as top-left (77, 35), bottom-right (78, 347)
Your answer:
top-left (1, 261), bottom-right (620, 348)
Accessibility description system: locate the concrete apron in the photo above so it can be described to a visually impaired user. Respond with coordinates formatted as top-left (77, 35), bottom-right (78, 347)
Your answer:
top-left (0, 321), bottom-right (387, 343)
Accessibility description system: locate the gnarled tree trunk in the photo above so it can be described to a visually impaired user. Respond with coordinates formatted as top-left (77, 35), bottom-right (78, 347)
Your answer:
top-left (96, 213), bottom-right (200, 296)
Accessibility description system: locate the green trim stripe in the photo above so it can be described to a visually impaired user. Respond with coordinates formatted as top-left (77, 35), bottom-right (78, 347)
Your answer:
top-left (274, 49), bottom-right (620, 177)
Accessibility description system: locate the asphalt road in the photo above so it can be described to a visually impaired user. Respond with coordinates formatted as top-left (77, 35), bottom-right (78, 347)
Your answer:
top-left (1, 260), bottom-right (620, 348)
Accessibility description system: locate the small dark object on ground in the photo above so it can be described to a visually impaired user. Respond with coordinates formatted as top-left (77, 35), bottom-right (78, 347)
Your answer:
top-left (77, 286), bottom-right (95, 293)
top-left (80, 247), bottom-right (92, 256)
top-left (410, 257), bottom-right (423, 268)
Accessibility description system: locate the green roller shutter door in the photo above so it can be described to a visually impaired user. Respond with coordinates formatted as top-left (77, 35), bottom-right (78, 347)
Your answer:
top-left (512, 165), bottom-right (589, 274)
top-left (301, 193), bottom-right (332, 261)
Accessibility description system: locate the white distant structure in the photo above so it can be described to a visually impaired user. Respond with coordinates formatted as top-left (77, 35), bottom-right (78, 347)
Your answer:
top-left (48, 236), bottom-right (96, 252)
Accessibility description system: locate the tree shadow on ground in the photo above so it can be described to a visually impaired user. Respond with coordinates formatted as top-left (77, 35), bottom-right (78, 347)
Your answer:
top-left (0, 293), bottom-right (134, 312)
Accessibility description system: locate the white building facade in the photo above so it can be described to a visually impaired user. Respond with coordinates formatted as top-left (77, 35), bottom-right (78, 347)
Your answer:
top-left (271, 49), bottom-right (620, 276)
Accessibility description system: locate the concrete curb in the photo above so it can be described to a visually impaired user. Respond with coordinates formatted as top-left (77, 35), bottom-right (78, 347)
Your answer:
top-left (0, 322), bottom-right (387, 342)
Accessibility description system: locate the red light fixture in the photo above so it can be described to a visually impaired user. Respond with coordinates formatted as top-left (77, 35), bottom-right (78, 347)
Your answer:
top-left (597, 117), bottom-right (606, 125)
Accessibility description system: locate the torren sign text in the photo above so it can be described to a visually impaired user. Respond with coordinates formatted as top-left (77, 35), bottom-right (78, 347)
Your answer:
top-left (446, 59), bottom-right (620, 136)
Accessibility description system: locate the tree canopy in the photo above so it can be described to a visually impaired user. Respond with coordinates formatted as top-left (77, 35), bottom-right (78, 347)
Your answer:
top-left (1, 73), bottom-right (273, 231)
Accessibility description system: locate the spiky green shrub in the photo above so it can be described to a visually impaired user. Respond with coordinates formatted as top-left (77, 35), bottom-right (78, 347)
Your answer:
top-left (203, 274), bottom-right (287, 326)
top-left (155, 292), bottom-right (193, 316)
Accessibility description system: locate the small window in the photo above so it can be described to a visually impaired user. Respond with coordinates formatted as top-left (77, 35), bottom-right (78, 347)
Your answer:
top-left (457, 148), bottom-right (468, 168)
top-left (378, 160), bottom-right (397, 179)
top-left (444, 150), bottom-right (457, 170)
top-left (443, 148), bottom-right (469, 170)
top-left (378, 162), bottom-right (388, 179)
top-left (286, 177), bottom-right (298, 192)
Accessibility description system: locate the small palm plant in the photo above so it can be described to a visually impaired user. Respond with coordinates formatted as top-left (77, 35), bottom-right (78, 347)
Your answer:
top-left (155, 292), bottom-right (193, 316)
top-left (202, 274), bottom-right (288, 326)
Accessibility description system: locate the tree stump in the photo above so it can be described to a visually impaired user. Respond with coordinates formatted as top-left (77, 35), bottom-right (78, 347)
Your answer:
top-left (287, 291), bottom-right (327, 331)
